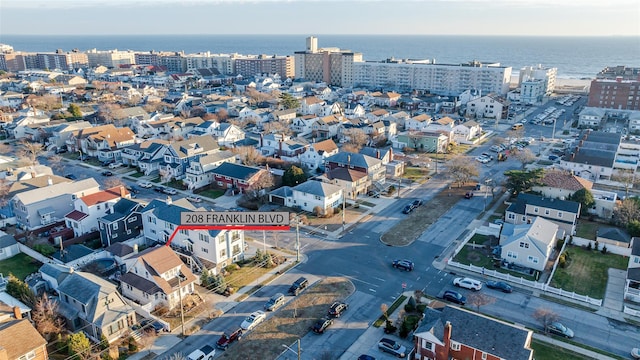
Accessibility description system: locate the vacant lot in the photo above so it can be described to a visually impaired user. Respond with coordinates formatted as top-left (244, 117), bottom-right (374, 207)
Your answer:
top-left (550, 245), bottom-right (628, 298)
top-left (219, 277), bottom-right (354, 360)
top-left (381, 185), bottom-right (472, 246)
top-left (0, 253), bottom-right (41, 280)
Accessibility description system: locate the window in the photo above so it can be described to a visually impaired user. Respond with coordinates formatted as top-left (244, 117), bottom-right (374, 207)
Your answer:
top-left (534, 207), bottom-right (539, 213)
top-left (421, 339), bottom-right (434, 351)
top-left (545, 209), bottom-right (550, 215)
top-left (199, 233), bottom-right (209, 243)
top-left (113, 223), bottom-right (118, 230)
top-left (507, 213), bottom-right (515, 220)
top-left (450, 341), bottom-right (461, 351)
top-left (507, 251), bottom-right (518, 259)
top-left (201, 248), bottom-right (208, 253)
top-left (128, 216), bottom-right (137, 223)
top-left (558, 212), bottom-right (563, 218)
top-left (220, 249), bottom-right (227, 257)
top-left (481, 353), bottom-right (488, 360)
top-left (528, 256), bottom-right (539, 264)
top-left (633, 257), bottom-right (639, 264)
top-left (519, 242), bottom-right (529, 248)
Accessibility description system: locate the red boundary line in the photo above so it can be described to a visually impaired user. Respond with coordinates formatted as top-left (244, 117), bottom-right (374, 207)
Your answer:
top-left (166, 225), bottom-right (290, 247)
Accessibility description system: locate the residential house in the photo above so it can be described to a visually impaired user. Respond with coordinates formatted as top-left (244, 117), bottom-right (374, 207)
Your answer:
top-left (504, 193), bottom-right (581, 237)
top-left (65, 186), bottom-right (131, 237)
top-left (300, 139), bottom-right (339, 171)
top-left (57, 271), bottom-right (136, 343)
top-left (0, 319), bottom-right (48, 360)
top-left (577, 107), bottom-right (606, 128)
top-left (0, 233), bottom-right (19, 261)
top-left (97, 198), bottom-right (145, 247)
top-left (624, 238), bottom-right (640, 304)
top-left (66, 124), bottom-right (136, 163)
top-left (211, 162), bottom-right (267, 193)
top-left (120, 139), bottom-right (169, 169)
top-left (157, 135), bottom-right (220, 181)
top-left (12, 178), bottom-right (101, 230)
top-left (259, 133), bottom-right (310, 160)
top-left (140, 198), bottom-right (245, 273)
top-left (532, 170), bottom-right (616, 218)
top-left (269, 180), bottom-right (342, 213)
top-left (500, 217), bottom-right (559, 272)
top-left (371, 92), bottom-right (401, 107)
top-left (299, 96), bottom-right (325, 116)
top-left (395, 131), bottom-right (449, 153)
top-left (359, 147), bottom-right (393, 165)
top-left (366, 109), bottom-right (389, 123)
top-left (559, 130), bottom-right (621, 182)
top-left (318, 168), bottom-right (369, 200)
top-left (466, 94), bottom-right (510, 120)
top-left (183, 150), bottom-right (237, 190)
top-left (405, 114), bottom-right (433, 132)
top-left (7, 114), bottom-right (50, 139)
top-left (271, 109), bottom-right (297, 123)
top-left (120, 246), bottom-right (197, 311)
top-left (311, 114), bottom-right (344, 140)
top-left (211, 123), bottom-right (245, 146)
top-left (414, 306), bottom-right (533, 360)
top-left (291, 115), bottom-right (318, 136)
top-left (325, 151), bottom-right (386, 185)
top-left (452, 120), bottom-right (482, 144)
top-left (42, 121), bottom-right (93, 152)
top-left (37, 263), bottom-right (73, 294)
top-left (343, 103), bottom-right (366, 118)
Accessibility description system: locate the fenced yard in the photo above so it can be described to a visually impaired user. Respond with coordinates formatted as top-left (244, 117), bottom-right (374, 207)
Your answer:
top-left (549, 245), bottom-right (628, 299)
top-left (0, 253), bottom-right (41, 280)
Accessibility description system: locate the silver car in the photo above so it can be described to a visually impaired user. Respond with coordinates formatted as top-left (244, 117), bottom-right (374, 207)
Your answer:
top-left (378, 338), bottom-right (406, 358)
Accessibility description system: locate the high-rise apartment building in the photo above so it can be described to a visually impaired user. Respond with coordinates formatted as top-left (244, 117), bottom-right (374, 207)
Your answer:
top-left (184, 52), bottom-right (236, 74)
top-left (86, 49), bottom-right (136, 68)
top-left (588, 76), bottom-right (640, 110)
top-left (234, 55), bottom-right (294, 78)
top-left (294, 36), bottom-right (363, 86)
top-left (596, 66), bottom-right (640, 80)
top-left (519, 65), bottom-right (557, 95)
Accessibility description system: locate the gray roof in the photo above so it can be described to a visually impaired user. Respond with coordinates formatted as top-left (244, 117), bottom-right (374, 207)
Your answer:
top-left (508, 193), bottom-right (580, 214)
top-left (14, 178), bottom-right (100, 205)
top-left (0, 234), bottom-right (17, 248)
top-left (39, 263), bottom-right (72, 284)
top-left (52, 244), bottom-right (94, 263)
top-left (142, 199), bottom-right (193, 226)
top-left (269, 186), bottom-right (294, 198)
top-left (632, 238), bottom-right (640, 256)
top-left (326, 152), bottom-right (381, 169)
top-left (292, 180), bottom-right (342, 197)
top-left (212, 162), bottom-right (262, 180)
top-left (106, 243), bottom-right (134, 257)
top-left (417, 306), bottom-right (533, 360)
top-left (100, 198), bottom-right (142, 223)
top-left (597, 227), bottom-right (630, 243)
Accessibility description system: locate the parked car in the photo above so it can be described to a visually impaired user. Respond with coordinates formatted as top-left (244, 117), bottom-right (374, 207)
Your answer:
top-left (126, 185), bottom-right (140, 194)
top-left (311, 317), bottom-right (333, 334)
top-left (141, 319), bottom-right (166, 334)
top-left (328, 302), bottom-right (349, 318)
top-left (154, 186), bottom-right (166, 193)
top-left (187, 345), bottom-right (216, 360)
top-left (486, 280), bottom-right (513, 293)
top-left (357, 355), bottom-right (376, 360)
top-left (442, 290), bottom-right (466, 305)
top-left (64, 174), bottom-right (77, 180)
top-left (453, 277), bottom-right (482, 291)
top-left (55, 146), bottom-right (68, 154)
top-left (264, 293), bottom-right (286, 311)
top-left (138, 181), bottom-right (153, 188)
top-left (101, 171), bottom-right (113, 176)
top-left (288, 277), bottom-right (309, 296)
top-left (162, 187), bottom-right (178, 195)
top-left (402, 204), bottom-right (413, 214)
top-left (377, 338), bottom-right (407, 358)
top-left (186, 195), bottom-right (202, 203)
top-left (240, 310), bottom-right (266, 331)
top-left (464, 192), bottom-right (474, 199)
top-left (546, 322), bottom-right (574, 338)
top-left (216, 327), bottom-right (243, 350)
top-left (108, 162), bottom-right (123, 169)
top-left (411, 199), bottom-right (423, 208)
top-left (631, 347), bottom-right (640, 359)
top-left (392, 259), bottom-right (414, 272)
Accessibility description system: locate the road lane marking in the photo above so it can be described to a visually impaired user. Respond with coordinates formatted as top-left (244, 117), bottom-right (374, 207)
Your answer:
top-left (373, 277), bottom-right (386, 282)
top-left (369, 288), bottom-right (377, 292)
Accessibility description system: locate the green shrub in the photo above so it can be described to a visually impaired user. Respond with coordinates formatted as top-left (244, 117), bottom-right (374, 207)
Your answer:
top-left (601, 245), bottom-right (608, 254)
top-left (555, 239), bottom-right (565, 251)
top-left (33, 243), bottom-right (56, 256)
top-left (404, 296), bottom-right (417, 313)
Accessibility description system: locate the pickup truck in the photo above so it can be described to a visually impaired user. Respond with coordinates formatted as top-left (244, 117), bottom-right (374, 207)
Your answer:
top-left (187, 345), bottom-right (216, 360)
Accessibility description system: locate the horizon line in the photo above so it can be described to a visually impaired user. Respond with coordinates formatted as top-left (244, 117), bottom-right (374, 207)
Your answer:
top-left (2, 33), bottom-right (638, 37)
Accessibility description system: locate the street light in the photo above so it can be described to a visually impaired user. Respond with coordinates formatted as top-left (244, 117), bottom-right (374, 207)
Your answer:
top-left (281, 339), bottom-right (301, 360)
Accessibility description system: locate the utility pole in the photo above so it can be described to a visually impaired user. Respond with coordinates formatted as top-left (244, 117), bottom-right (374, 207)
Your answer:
top-left (297, 339), bottom-right (301, 360)
top-left (262, 230), bottom-right (266, 252)
top-left (342, 193), bottom-right (346, 232)
top-left (295, 219), bottom-right (300, 262)
top-left (177, 274), bottom-right (185, 337)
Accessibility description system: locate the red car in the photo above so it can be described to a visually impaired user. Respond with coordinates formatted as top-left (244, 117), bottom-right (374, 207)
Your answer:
top-left (216, 328), bottom-right (243, 350)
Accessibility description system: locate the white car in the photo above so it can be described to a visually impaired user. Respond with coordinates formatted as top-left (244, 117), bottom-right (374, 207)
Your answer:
top-left (453, 277), bottom-right (483, 291)
top-left (241, 310), bottom-right (266, 331)
top-left (187, 195), bottom-right (202, 203)
top-left (631, 347), bottom-right (640, 359)
top-left (138, 181), bottom-right (153, 188)
top-left (187, 345), bottom-right (216, 360)
top-left (108, 162), bottom-right (123, 169)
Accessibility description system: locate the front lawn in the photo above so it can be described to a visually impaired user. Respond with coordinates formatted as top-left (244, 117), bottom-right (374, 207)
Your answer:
top-left (0, 253), bottom-right (42, 280)
top-left (549, 245), bottom-right (629, 299)
top-left (530, 339), bottom-right (588, 360)
top-left (404, 167), bottom-right (430, 182)
top-left (197, 188), bottom-right (225, 199)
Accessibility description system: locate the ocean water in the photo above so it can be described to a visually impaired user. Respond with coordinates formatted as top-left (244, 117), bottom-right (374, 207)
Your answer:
top-left (1, 34), bottom-right (638, 79)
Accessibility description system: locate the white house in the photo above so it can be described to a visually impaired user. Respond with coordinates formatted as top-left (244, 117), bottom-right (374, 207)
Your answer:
top-left (183, 151), bottom-right (237, 190)
top-left (452, 120), bottom-right (482, 144)
top-left (270, 181), bottom-right (343, 214)
top-left (299, 96), bottom-right (325, 116)
top-left (466, 94), bottom-right (509, 120)
top-left (291, 115), bottom-right (318, 136)
top-left (300, 139), bottom-right (339, 171)
top-left (65, 186), bottom-right (131, 237)
top-left (499, 217), bottom-right (559, 272)
top-left (0, 233), bottom-right (19, 260)
top-left (405, 114), bottom-right (432, 131)
top-left (625, 238), bottom-right (640, 304)
top-left (577, 107), bottom-right (606, 128)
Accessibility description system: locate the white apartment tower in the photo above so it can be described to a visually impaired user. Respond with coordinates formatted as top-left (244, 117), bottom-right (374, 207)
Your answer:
top-left (307, 36), bottom-right (318, 53)
top-left (519, 65), bottom-right (557, 95)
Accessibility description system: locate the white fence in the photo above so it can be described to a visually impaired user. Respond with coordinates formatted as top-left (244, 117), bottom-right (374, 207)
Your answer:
top-left (447, 260), bottom-right (603, 306)
top-left (623, 305), bottom-right (640, 318)
top-left (570, 236), bottom-right (632, 256)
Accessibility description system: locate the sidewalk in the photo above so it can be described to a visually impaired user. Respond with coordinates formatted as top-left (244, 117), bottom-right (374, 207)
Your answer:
top-left (126, 247), bottom-right (304, 360)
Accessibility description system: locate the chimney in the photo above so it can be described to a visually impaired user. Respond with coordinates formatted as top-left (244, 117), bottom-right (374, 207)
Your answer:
top-left (120, 186), bottom-right (126, 198)
top-left (13, 306), bottom-right (22, 320)
top-left (47, 177), bottom-right (53, 186)
top-left (436, 321), bottom-right (452, 359)
top-left (376, 150), bottom-right (380, 159)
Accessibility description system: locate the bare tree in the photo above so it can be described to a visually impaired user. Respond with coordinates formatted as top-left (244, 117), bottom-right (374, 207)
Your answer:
top-left (263, 121), bottom-right (291, 135)
top-left (47, 154), bottom-right (65, 174)
top-left (17, 139), bottom-right (43, 167)
top-left (512, 148), bottom-right (537, 169)
top-left (532, 307), bottom-right (559, 334)
top-left (163, 353), bottom-right (187, 360)
top-left (506, 129), bottom-right (524, 141)
top-left (232, 146), bottom-right (264, 166)
top-left (342, 128), bottom-right (368, 150)
top-left (613, 198), bottom-right (640, 226)
top-left (0, 179), bottom-right (11, 208)
top-left (103, 178), bottom-right (126, 189)
top-left (216, 108), bottom-right (229, 122)
top-left (98, 103), bottom-right (123, 124)
top-left (138, 329), bottom-right (157, 355)
top-left (491, 136), bottom-right (506, 146)
top-left (380, 303), bottom-right (389, 320)
top-left (246, 171), bottom-right (275, 202)
top-left (341, 143), bottom-right (360, 153)
top-left (158, 167), bottom-right (172, 184)
top-left (32, 294), bottom-right (65, 340)
top-left (447, 155), bottom-right (479, 187)
top-left (467, 292), bottom-right (496, 312)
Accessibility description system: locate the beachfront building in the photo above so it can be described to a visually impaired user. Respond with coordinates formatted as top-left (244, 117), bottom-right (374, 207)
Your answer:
top-left (519, 65), bottom-right (557, 95)
top-left (294, 36), bottom-right (363, 87)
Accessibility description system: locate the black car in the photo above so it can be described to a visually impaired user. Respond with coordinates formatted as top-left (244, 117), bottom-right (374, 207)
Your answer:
top-left (55, 146), bottom-right (68, 154)
top-left (442, 290), bottom-right (466, 305)
top-left (154, 186), bottom-right (166, 193)
top-left (288, 277), bottom-right (309, 296)
top-left (311, 317), bottom-right (333, 334)
top-left (402, 204), bottom-right (413, 214)
top-left (411, 199), bottom-right (423, 207)
top-left (328, 302), bottom-right (349, 317)
top-left (140, 319), bottom-right (166, 334)
top-left (64, 174), bottom-right (77, 180)
top-left (126, 185), bottom-right (140, 194)
top-left (392, 259), bottom-right (414, 271)
top-left (464, 192), bottom-right (474, 199)
top-left (101, 171), bottom-right (113, 176)
top-left (486, 280), bottom-right (513, 293)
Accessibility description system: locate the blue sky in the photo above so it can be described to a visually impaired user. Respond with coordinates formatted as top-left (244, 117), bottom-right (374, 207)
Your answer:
top-left (1, 0), bottom-right (638, 36)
